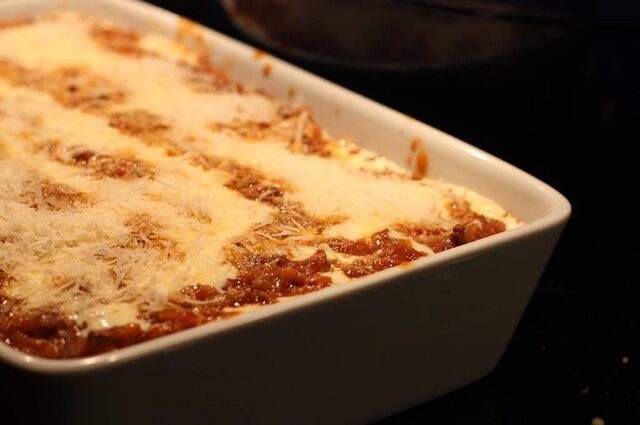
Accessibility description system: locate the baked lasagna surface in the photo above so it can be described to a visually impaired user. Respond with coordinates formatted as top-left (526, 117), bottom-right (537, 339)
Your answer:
top-left (0, 13), bottom-right (520, 358)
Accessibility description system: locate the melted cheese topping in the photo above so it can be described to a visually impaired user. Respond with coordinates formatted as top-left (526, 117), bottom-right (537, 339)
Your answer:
top-left (0, 13), bottom-right (520, 334)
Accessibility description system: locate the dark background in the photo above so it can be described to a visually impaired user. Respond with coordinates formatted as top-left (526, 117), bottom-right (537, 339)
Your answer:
top-left (143, 1), bottom-right (638, 423)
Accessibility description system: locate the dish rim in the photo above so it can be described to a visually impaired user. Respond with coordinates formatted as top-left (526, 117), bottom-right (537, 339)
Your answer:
top-left (0, 0), bottom-right (571, 374)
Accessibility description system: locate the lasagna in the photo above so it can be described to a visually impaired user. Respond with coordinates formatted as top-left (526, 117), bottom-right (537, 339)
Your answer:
top-left (0, 13), bottom-right (520, 359)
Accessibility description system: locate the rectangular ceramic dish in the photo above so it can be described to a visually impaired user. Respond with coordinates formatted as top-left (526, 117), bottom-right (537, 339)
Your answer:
top-left (0, 0), bottom-right (571, 424)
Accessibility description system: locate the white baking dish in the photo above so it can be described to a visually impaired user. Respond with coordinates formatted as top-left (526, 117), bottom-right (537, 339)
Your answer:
top-left (0, 0), bottom-right (570, 423)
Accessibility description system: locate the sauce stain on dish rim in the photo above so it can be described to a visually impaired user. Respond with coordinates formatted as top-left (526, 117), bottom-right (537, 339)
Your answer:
top-left (175, 16), bottom-right (209, 63)
top-left (407, 137), bottom-right (429, 179)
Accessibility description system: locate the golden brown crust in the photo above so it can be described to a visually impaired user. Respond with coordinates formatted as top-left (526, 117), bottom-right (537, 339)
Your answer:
top-left (20, 181), bottom-right (88, 211)
top-left (0, 60), bottom-right (127, 112)
top-left (45, 142), bottom-right (154, 180)
top-left (119, 213), bottom-right (184, 261)
top-left (90, 23), bottom-right (145, 57)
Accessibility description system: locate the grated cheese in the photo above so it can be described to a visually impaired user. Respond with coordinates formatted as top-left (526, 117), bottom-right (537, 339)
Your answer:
top-left (0, 12), bottom-right (520, 338)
